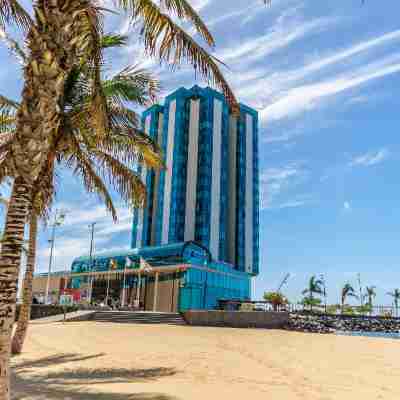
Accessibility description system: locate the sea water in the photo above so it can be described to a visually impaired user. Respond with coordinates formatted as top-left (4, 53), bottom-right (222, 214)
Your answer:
top-left (336, 331), bottom-right (400, 339)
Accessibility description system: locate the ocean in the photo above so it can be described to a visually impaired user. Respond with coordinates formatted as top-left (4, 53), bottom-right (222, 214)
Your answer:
top-left (336, 331), bottom-right (400, 339)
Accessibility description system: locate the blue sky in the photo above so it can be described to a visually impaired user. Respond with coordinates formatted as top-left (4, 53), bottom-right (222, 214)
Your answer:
top-left (1, 0), bottom-right (400, 305)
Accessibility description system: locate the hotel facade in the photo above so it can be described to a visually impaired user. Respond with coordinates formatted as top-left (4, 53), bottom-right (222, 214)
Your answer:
top-left (132, 86), bottom-right (259, 275)
top-left (70, 86), bottom-right (259, 312)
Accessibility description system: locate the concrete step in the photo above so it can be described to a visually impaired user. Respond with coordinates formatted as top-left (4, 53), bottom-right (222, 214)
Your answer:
top-left (91, 311), bottom-right (186, 326)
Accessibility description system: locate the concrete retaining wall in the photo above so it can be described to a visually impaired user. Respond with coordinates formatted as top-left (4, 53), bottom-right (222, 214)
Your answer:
top-left (183, 311), bottom-right (289, 329)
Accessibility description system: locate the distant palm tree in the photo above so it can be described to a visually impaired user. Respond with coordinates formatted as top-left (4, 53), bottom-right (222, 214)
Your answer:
top-left (387, 289), bottom-right (400, 317)
top-left (341, 283), bottom-right (358, 314)
top-left (302, 275), bottom-right (324, 312)
top-left (365, 286), bottom-right (377, 308)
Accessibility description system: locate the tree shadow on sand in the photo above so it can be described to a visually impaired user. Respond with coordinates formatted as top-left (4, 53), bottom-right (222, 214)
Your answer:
top-left (12, 352), bottom-right (106, 373)
top-left (11, 353), bottom-right (179, 400)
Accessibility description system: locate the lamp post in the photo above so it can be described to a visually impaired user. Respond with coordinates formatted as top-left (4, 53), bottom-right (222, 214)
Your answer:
top-left (357, 273), bottom-right (363, 307)
top-left (45, 209), bottom-right (66, 304)
top-left (320, 274), bottom-right (327, 314)
top-left (88, 222), bottom-right (96, 304)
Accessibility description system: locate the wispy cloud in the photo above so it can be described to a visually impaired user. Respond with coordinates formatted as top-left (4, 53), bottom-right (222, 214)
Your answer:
top-left (349, 148), bottom-right (390, 167)
top-left (260, 56), bottom-right (400, 122)
top-left (260, 163), bottom-right (310, 209)
top-left (343, 201), bottom-right (351, 211)
top-left (35, 201), bottom-right (133, 274)
top-left (217, 16), bottom-right (337, 64)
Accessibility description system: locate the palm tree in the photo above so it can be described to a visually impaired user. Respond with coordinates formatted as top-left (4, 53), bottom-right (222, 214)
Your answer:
top-left (365, 286), bottom-right (377, 308)
top-left (0, 3), bottom-right (238, 396)
top-left (387, 289), bottom-right (400, 317)
top-left (2, 35), bottom-right (163, 355)
top-left (341, 283), bottom-right (358, 314)
top-left (302, 275), bottom-right (324, 312)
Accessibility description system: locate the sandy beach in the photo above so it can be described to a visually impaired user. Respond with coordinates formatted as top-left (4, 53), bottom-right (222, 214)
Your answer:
top-left (11, 322), bottom-right (400, 400)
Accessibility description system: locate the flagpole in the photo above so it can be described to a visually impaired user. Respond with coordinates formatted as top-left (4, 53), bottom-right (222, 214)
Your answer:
top-left (136, 271), bottom-right (141, 308)
top-left (121, 259), bottom-right (128, 307)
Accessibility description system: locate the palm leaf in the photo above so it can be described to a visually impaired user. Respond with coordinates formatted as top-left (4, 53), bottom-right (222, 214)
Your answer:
top-left (0, 0), bottom-right (32, 31)
top-left (65, 139), bottom-right (118, 221)
top-left (103, 65), bottom-right (161, 106)
top-left (0, 25), bottom-right (27, 64)
top-left (101, 33), bottom-right (129, 48)
top-left (0, 94), bottom-right (20, 113)
top-left (159, 0), bottom-right (215, 46)
top-left (89, 148), bottom-right (147, 208)
top-left (117, 0), bottom-right (239, 113)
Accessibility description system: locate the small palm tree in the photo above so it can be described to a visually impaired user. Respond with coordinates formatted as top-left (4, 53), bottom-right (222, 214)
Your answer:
top-left (341, 283), bottom-right (358, 314)
top-left (387, 289), bottom-right (400, 317)
top-left (364, 286), bottom-right (377, 308)
top-left (302, 275), bottom-right (324, 312)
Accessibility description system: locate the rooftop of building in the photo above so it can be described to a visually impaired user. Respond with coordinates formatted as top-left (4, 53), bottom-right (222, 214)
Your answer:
top-left (70, 241), bottom-right (252, 277)
top-left (144, 85), bottom-right (258, 117)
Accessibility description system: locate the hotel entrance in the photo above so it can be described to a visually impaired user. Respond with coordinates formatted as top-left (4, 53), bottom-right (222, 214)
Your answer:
top-left (74, 267), bottom-right (184, 313)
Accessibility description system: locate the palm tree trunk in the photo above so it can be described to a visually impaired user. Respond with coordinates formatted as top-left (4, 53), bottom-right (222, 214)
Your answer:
top-left (11, 213), bottom-right (38, 355)
top-left (0, 177), bottom-right (32, 400)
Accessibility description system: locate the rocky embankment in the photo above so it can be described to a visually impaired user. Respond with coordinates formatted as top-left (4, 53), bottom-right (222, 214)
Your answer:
top-left (285, 313), bottom-right (400, 334)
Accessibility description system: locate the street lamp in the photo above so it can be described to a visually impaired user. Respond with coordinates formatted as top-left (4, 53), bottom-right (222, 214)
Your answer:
top-left (88, 222), bottom-right (96, 304)
top-left (320, 274), bottom-right (327, 314)
top-left (45, 209), bottom-right (67, 304)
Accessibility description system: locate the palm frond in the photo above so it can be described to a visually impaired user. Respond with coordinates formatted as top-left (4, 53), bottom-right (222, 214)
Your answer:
top-left (101, 33), bottom-right (129, 49)
top-left (77, 4), bottom-right (109, 138)
top-left (107, 102), bottom-right (141, 129)
top-left (117, 0), bottom-right (239, 113)
top-left (0, 94), bottom-right (20, 113)
top-left (159, 0), bottom-right (215, 46)
top-left (0, 25), bottom-right (27, 64)
top-left (0, 0), bottom-right (32, 31)
top-left (89, 148), bottom-right (147, 208)
top-left (0, 114), bottom-right (16, 134)
top-left (66, 139), bottom-right (118, 221)
top-left (104, 65), bottom-right (161, 106)
top-left (104, 128), bottom-right (163, 170)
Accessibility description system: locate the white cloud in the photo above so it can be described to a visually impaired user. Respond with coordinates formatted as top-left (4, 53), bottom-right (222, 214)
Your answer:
top-left (228, 27), bottom-right (400, 130)
top-left (35, 201), bottom-right (134, 274)
top-left (275, 197), bottom-right (314, 209)
top-left (217, 17), bottom-right (336, 64)
top-left (260, 57), bottom-right (400, 122)
top-left (349, 148), bottom-right (390, 167)
top-left (191, 0), bottom-right (211, 11)
top-left (343, 201), bottom-right (351, 211)
top-left (260, 163), bottom-right (310, 209)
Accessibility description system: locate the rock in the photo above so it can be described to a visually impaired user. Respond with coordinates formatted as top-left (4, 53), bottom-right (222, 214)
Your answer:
top-left (284, 313), bottom-right (400, 335)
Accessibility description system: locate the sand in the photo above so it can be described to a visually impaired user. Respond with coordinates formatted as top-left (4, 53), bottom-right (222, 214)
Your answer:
top-left (11, 321), bottom-right (400, 400)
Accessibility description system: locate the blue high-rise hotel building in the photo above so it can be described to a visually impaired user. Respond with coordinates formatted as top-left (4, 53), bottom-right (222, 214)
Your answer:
top-left (131, 86), bottom-right (259, 275)
top-left (70, 86), bottom-right (259, 312)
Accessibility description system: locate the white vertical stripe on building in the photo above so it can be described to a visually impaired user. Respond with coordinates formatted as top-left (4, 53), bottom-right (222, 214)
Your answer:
top-left (162, 100), bottom-right (177, 244)
top-left (151, 112), bottom-right (164, 245)
top-left (210, 99), bottom-right (222, 260)
top-left (227, 116), bottom-right (237, 265)
top-left (136, 115), bottom-right (151, 247)
top-left (245, 113), bottom-right (254, 273)
top-left (184, 99), bottom-right (200, 241)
